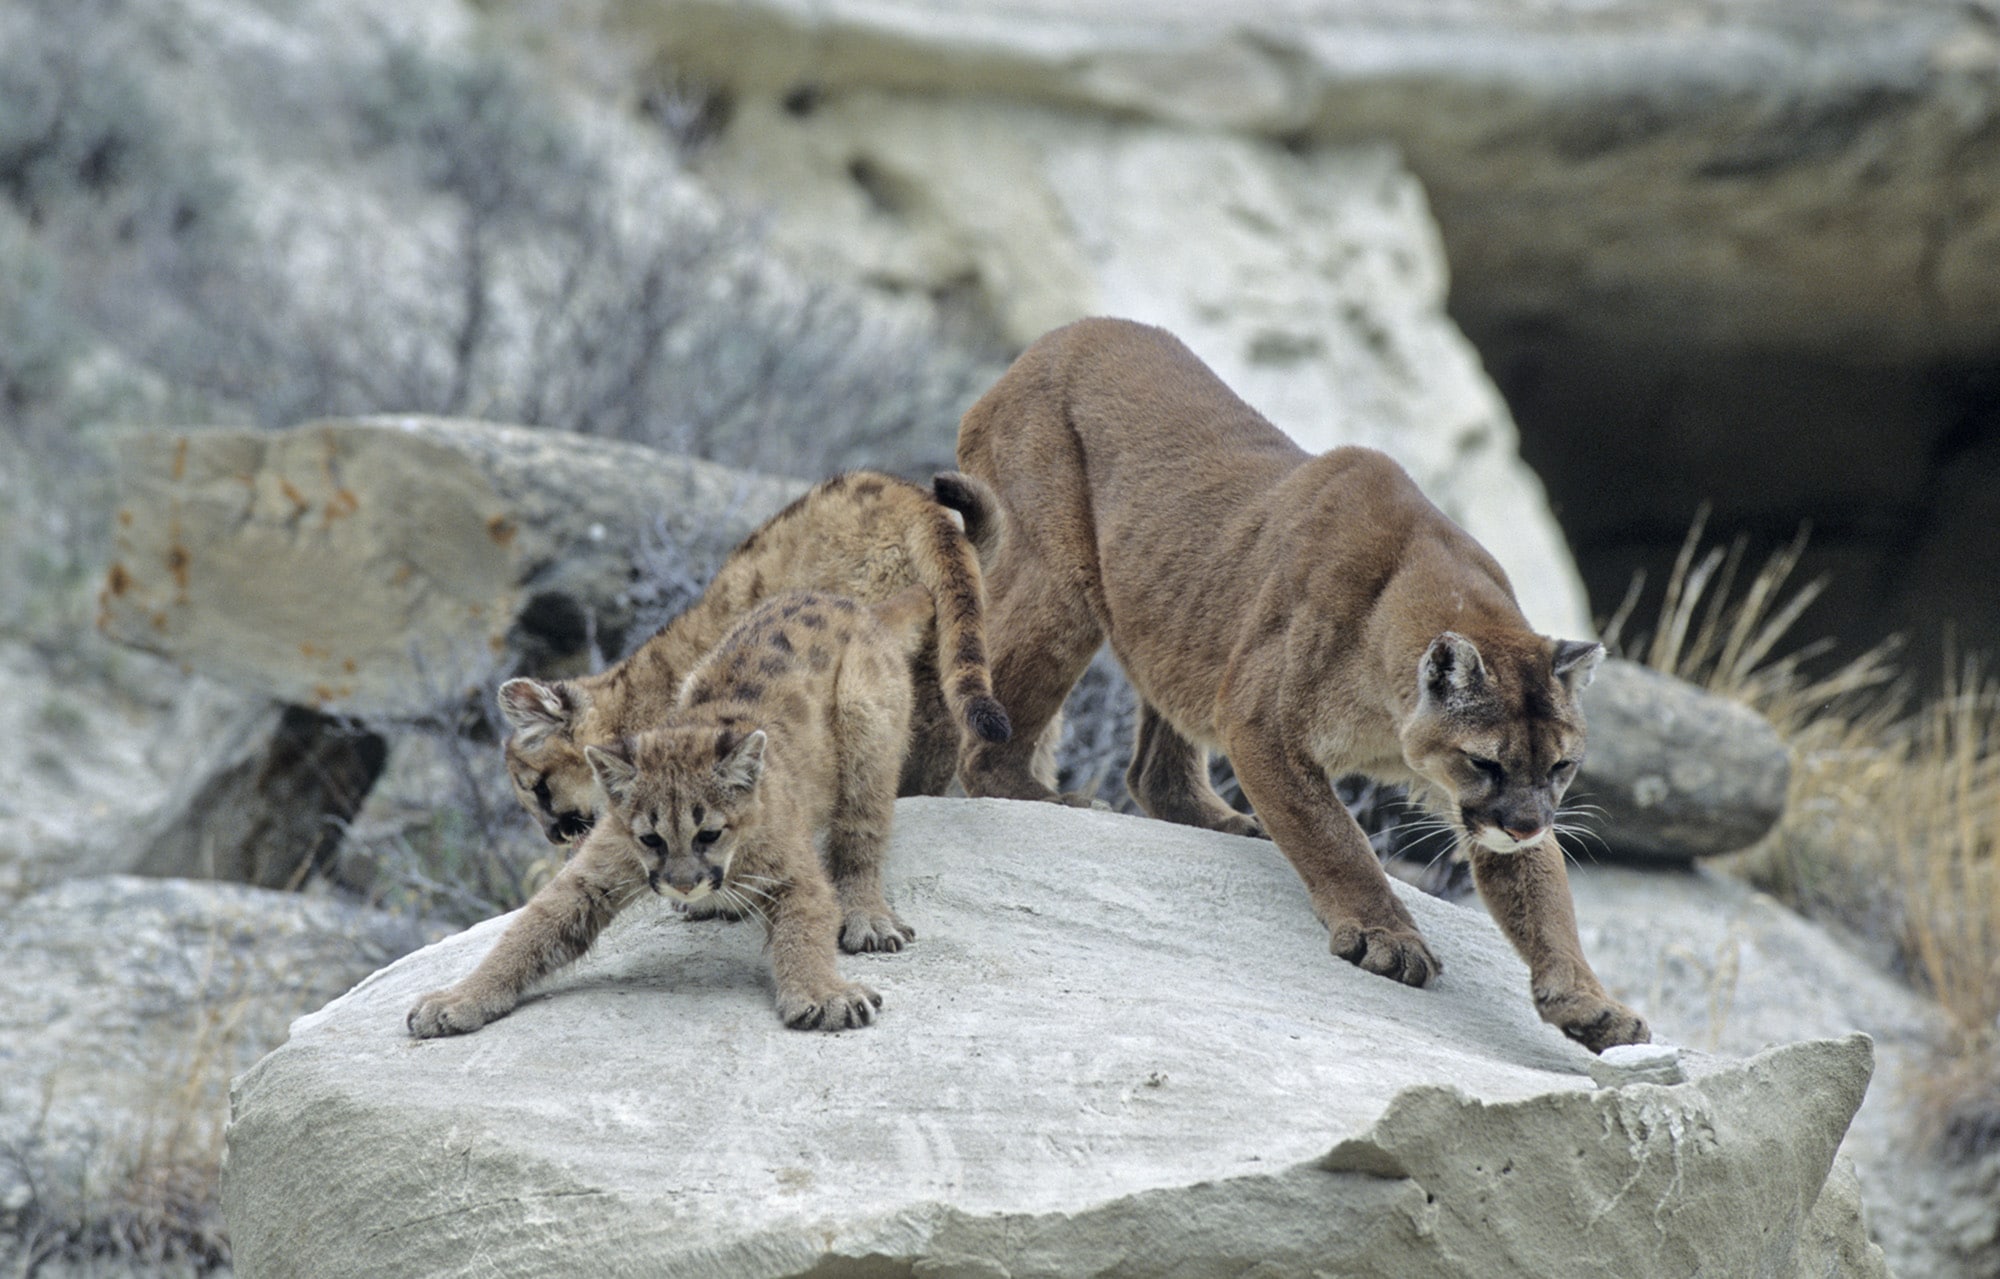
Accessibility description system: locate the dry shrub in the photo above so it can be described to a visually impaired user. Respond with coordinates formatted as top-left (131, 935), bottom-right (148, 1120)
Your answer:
top-left (3, 994), bottom-right (243, 1274)
top-left (1614, 510), bottom-right (2000, 1147)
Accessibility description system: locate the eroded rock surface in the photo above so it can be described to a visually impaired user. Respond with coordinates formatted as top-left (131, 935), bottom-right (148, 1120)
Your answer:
top-left (97, 417), bottom-right (804, 720)
top-left (1568, 861), bottom-right (1980, 1279)
top-left (634, 0), bottom-right (2000, 362)
top-left (224, 798), bottom-right (1881, 1277)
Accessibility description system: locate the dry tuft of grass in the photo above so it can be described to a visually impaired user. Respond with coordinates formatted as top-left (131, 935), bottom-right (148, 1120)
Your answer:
top-left (1613, 512), bottom-right (2000, 1145)
top-left (3, 994), bottom-right (243, 1274)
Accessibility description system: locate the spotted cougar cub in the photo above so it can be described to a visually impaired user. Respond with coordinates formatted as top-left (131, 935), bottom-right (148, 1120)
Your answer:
top-left (408, 587), bottom-right (933, 1037)
top-left (500, 470), bottom-right (1008, 848)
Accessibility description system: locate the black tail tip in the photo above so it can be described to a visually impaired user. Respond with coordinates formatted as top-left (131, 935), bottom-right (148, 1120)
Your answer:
top-left (932, 471), bottom-right (979, 514)
top-left (967, 696), bottom-right (1012, 744)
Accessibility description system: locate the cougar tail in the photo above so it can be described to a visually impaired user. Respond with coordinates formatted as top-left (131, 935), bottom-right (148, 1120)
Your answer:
top-left (906, 504), bottom-right (1012, 745)
top-left (931, 471), bottom-right (1006, 566)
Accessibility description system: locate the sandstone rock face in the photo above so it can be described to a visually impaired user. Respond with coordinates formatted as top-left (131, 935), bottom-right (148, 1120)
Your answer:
top-left (1574, 658), bottom-right (1791, 864)
top-left (635, 0), bottom-right (2000, 363)
top-left (0, 876), bottom-right (435, 1235)
top-left (1566, 861), bottom-right (1972, 1279)
top-left (131, 703), bottom-right (387, 888)
top-left (601, 0), bottom-right (2000, 672)
top-left (225, 799), bottom-right (1881, 1278)
top-left (97, 417), bottom-right (804, 720)
top-left (651, 47), bottom-right (1594, 634)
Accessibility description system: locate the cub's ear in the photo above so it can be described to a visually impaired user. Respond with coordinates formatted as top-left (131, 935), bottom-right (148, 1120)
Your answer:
top-left (714, 728), bottom-right (767, 795)
top-left (498, 678), bottom-right (579, 748)
top-left (1418, 631), bottom-right (1487, 713)
top-left (583, 742), bottom-right (639, 804)
top-left (1551, 639), bottom-right (1605, 694)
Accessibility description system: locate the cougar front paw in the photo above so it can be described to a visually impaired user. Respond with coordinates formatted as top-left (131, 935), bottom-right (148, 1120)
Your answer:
top-left (839, 910), bottom-right (916, 954)
top-left (1537, 988), bottom-right (1651, 1054)
top-left (777, 982), bottom-right (883, 1032)
top-left (1328, 922), bottom-right (1440, 987)
top-left (407, 986), bottom-right (511, 1039)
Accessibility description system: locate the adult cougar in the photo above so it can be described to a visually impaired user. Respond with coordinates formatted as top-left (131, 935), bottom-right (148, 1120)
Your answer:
top-left (956, 317), bottom-right (1647, 1053)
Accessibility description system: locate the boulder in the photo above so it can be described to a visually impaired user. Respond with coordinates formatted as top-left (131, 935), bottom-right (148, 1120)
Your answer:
top-left (97, 416), bottom-right (805, 721)
top-left (1566, 861), bottom-right (1988, 1279)
top-left (224, 798), bottom-right (1882, 1277)
top-left (0, 876), bottom-right (437, 1256)
top-left (1572, 658), bottom-right (1791, 864)
top-left (130, 703), bottom-right (387, 888)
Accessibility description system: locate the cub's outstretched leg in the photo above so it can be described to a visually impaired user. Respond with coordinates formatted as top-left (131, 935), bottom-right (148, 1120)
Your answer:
top-left (407, 837), bottom-right (647, 1037)
top-left (1468, 843), bottom-right (1650, 1051)
top-left (764, 839), bottom-right (883, 1031)
top-left (1126, 701), bottom-right (1264, 838)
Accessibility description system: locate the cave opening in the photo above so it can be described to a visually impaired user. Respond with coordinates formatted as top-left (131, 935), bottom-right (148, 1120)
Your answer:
top-left (1461, 320), bottom-right (2000, 692)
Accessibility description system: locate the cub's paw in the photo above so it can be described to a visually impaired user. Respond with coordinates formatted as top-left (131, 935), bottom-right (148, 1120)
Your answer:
top-left (1328, 922), bottom-right (1440, 988)
top-left (1537, 989), bottom-right (1651, 1054)
top-left (840, 910), bottom-right (916, 954)
top-left (407, 986), bottom-right (511, 1039)
top-left (777, 982), bottom-right (883, 1032)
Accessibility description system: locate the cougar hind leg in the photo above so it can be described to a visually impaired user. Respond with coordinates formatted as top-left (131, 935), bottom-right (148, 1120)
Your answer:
top-left (1126, 700), bottom-right (1263, 837)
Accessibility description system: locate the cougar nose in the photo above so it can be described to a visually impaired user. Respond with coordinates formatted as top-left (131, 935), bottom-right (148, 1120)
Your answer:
top-left (1503, 824), bottom-right (1548, 845)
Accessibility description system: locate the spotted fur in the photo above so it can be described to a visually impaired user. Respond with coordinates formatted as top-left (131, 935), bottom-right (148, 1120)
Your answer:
top-left (409, 587), bottom-right (932, 1038)
top-left (498, 470), bottom-right (1010, 849)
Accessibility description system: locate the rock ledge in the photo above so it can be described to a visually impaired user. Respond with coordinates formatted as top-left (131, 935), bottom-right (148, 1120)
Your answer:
top-left (223, 799), bottom-right (1882, 1277)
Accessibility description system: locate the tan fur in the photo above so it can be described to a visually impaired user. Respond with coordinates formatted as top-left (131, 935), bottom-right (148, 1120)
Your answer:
top-left (498, 470), bottom-right (1009, 849)
top-left (955, 317), bottom-right (1648, 1054)
top-left (409, 587), bottom-right (931, 1037)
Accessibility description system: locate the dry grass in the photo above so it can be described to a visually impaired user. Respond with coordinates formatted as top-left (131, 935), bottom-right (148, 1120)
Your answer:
top-left (1613, 511), bottom-right (2000, 1145)
top-left (3, 995), bottom-right (241, 1274)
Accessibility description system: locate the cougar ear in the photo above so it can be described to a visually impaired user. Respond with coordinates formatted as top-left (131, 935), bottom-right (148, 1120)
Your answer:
top-left (714, 729), bottom-right (767, 795)
top-left (1551, 639), bottom-right (1606, 694)
top-left (498, 678), bottom-right (579, 748)
top-left (1418, 631), bottom-right (1487, 713)
top-left (584, 741), bottom-right (639, 804)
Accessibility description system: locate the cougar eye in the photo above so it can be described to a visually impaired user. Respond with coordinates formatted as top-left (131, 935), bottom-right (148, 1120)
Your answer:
top-left (638, 832), bottom-right (665, 850)
top-left (1466, 755), bottom-right (1505, 784)
top-left (1551, 758), bottom-right (1577, 777)
top-left (554, 813), bottom-right (593, 840)
top-left (693, 828), bottom-right (722, 848)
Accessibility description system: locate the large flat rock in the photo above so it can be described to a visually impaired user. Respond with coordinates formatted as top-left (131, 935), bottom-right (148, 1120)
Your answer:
top-left (224, 799), bottom-right (1881, 1277)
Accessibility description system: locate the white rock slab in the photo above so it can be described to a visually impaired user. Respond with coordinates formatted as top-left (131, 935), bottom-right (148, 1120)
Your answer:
top-left (223, 799), bottom-right (1882, 1277)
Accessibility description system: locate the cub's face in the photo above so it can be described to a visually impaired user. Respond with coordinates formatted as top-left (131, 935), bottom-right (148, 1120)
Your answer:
top-left (498, 678), bottom-right (598, 846)
top-left (584, 727), bottom-right (767, 903)
top-left (1400, 632), bottom-right (1602, 856)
